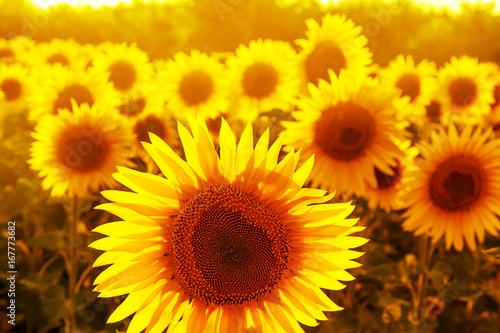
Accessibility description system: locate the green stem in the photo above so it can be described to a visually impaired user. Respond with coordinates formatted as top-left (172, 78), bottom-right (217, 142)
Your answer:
top-left (66, 196), bottom-right (79, 332)
top-left (415, 235), bottom-right (431, 320)
top-left (39, 252), bottom-right (61, 275)
top-left (75, 260), bottom-right (93, 294)
top-left (467, 241), bottom-right (482, 319)
top-left (473, 241), bottom-right (482, 278)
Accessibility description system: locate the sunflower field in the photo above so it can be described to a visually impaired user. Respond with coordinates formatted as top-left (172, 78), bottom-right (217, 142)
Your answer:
top-left (1, 0), bottom-right (500, 332)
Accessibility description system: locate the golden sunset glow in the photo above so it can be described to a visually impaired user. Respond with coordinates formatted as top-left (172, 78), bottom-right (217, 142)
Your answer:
top-left (28, 0), bottom-right (500, 13)
top-left (4, 0), bottom-right (500, 332)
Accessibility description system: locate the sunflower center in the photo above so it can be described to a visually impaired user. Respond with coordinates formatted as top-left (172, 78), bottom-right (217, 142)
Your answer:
top-left (396, 73), bottom-right (420, 102)
top-left (448, 77), bottom-right (477, 107)
top-left (47, 53), bottom-right (70, 66)
top-left (118, 97), bottom-right (146, 116)
top-left (1, 78), bottom-right (22, 101)
top-left (134, 115), bottom-right (166, 143)
top-left (53, 84), bottom-right (95, 114)
top-left (0, 48), bottom-right (14, 59)
top-left (305, 41), bottom-right (346, 85)
top-left (429, 156), bottom-right (484, 211)
top-left (57, 126), bottom-right (108, 173)
top-left (374, 162), bottom-right (401, 189)
top-left (491, 84), bottom-right (500, 108)
top-left (242, 62), bottom-right (278, 99)
top-left (170, 185), bottom-right (289, 307)
top-left (315, 102), bottom-right (376, 161)
top-left (108, 60), bottom-right (137, 91)
top-left (426, 100), bottom-right (441, 120)
top-left (178, 70), bottom-right (214, 106)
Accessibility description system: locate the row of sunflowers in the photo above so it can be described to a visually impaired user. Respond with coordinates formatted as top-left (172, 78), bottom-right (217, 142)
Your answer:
top-left (1, 5), bottom-right (500, 333)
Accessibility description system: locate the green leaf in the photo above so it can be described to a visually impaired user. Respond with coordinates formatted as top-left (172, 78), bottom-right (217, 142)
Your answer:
top-left (42, 285), bottom-right (73, 322)
top-left (484, 286), bottom-right (500, 303)
top-left (428, 261), bottom-right (453, 291)
top-left (456, 288), bottom-right (484, 302)
top-left (27, 230), bottom-right (67, 250)
top-left (19, 272), bottom-right (61, 292)
top-left (18, 286), bottom-right (49, 329)
top-left (18, 272), bottom-right (63, 328)
top-left (483, 246), bottom-right (500, 257)
top-left (382, 302), bottom-right (402, 323)
top-left (472, 319), bottom-right (500, 333)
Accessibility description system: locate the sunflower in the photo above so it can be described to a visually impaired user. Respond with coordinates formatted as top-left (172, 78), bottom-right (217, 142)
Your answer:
top-left (160, 50), bottom-right (229, 120)
top-left (481, 62), bottom-right (500, 127)
top-left (92, 42), bottom-right (152, 98)
top-left (116, 64), bottom-right (166, 119)
top-left (0, 38), bottom-right (16, 64)
top-left (0, 63), bottom-right (30, 112)
top-left (424, 99), bottom-right (444, 124)
top-left (117, 95), bottom-right (149, 118)
top-left (22, 39), bottom-right (86, 70)
top-left (402, 125), bottom-right (500, 251)
top-left (282, 71), bottom-right (406, 196)
top-left (128, 98), bottom-right (178, 171)
top-left (226, 39), bottom-right (300, 121)
top-left (29, 102), bottom-right (135, 198)
top-left (28, 65), bottom-right (119, 121)
top-left (0, 37), bottom-right (35, 66)
top-left (411, 95), bottom-right (447, 141)
top-left (436, 56), bottom-right (494, 124)
top-left (90, 117), bottom-right (366, 333)
top-left (364, 141), bottom-right (418, 213)
top-left (379, 55), bottom-right (438, 121)
top-left (295, 13), bottom-right (372, 86)
top-left (409, 97), bottom-right (448, 141)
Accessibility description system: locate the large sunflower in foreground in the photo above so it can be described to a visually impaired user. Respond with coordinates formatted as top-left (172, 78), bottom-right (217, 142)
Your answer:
top-left (90, 118), bottom-right (366, 333)
top-left (402, 125), bottom-right (500, 251)
top-left (378, 55), bottom-right (437, 121)
top-left (436, 56), bottom-right (494, 124)
top-left (226, 39), bottom-right (300, 121)
top-left (282, 72), bottom-right (406, 196)
top-left (160, 50), bottom-right (229, 120)
top-left (29, 103), bottom-right (135, 198)
top-left (28, 65), bottom-right (119, 121)
top-left (296, 13), bottom-right (372, 86)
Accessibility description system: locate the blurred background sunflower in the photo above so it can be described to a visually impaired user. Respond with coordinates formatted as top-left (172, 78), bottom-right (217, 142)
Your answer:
top-left (28, 65), bottom-right (119, 120)
top-left (378, 54), bottom-right (438, 122)
top-left (282, 72), bottom-right (407, 196)
top-left (296, 13), bottom-right (372, 86)
top-left (29, 103), bottom-right (135, 197)
top-left (226, 39), bottom-right (300, 120)
top-left (436, 56), bottom-right (495, 124)
top-left (91, 42), bottom-right (152, 98)
top-left (160, 50), bottom-right (230, 121)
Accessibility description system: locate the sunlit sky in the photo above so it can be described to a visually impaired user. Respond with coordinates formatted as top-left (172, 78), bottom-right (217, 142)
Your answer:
top-left (27, 0), bottom-right (500, 13)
